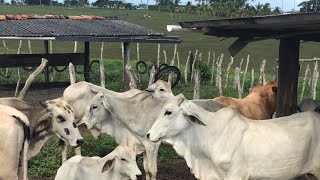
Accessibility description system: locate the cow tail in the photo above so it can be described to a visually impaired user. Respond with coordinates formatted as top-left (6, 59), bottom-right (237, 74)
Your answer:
top-left (12, 115), bottom-right (30, 180)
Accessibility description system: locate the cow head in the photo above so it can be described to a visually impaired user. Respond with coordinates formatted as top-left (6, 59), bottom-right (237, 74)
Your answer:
top-left (101, 145), bottom-right (142, 180)
top-left (35, 98), bottom-right (84, 148)
top-left (81, 93), bottom-right (115, 130)
top-left (147, 94), bottom-right (206, 142)
top-left (298, 98), bottom-right (320, 112)
top-left (144, 80), bottom-right (174, 98)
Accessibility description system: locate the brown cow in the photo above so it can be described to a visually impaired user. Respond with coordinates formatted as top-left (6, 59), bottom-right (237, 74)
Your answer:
top-left (213, 81), bottom-right (278, 120)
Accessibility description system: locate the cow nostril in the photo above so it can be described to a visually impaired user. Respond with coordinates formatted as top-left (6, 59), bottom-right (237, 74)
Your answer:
top-left (146, 133), bottom-right (150, 139)
top-left (76, 139), bottom-right (84, 145)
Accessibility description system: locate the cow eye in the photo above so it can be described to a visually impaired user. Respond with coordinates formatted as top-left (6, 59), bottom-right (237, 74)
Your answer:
top-left (57, 115), bottom-right (66, 122)
top-left (92, 104), bottom-right (98, 109)
top-left (160, 88), bottom-right (165, 92)
top-left (164, 111), bottom-right (172, 116)
top-left (120, 158), bottom-right (127, 162)
top-left (73, 122), bottom-right (77, 128)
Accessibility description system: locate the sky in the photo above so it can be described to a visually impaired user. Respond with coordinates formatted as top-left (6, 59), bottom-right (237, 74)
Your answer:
top-left (129, 0), bottom-right (306, 11)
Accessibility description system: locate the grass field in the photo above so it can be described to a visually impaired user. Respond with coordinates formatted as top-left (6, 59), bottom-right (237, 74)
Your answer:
top-left (0, 5), bottom-right (320, 70)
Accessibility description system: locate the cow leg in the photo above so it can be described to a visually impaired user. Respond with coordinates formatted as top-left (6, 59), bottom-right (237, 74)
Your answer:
top-left (60, 140), bottom-right (68, 162)
top-left (75, 147), bottom-right (81, 156)
top-left (143, 152), bottom-right (151, 180)
top-left (145, 143), bottom-right (160, 180)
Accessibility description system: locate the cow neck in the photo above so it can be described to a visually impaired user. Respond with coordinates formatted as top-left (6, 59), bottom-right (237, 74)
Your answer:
top-left (28, 128), bottom-right (54, 159)
top-left (99, 112), bottom-right (134, 145)
top-left (107, 92), bottom-right (168, 136)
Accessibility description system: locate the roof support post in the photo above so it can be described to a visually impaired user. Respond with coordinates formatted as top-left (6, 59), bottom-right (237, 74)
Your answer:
top-left (123, 42), bottom-right (130, 91)
top-left (44, 40), bottom-right (49, 83)
top-left (276, 38), bottom-right (300, 117)
top-left (84, 41), bottom-right (90, 82)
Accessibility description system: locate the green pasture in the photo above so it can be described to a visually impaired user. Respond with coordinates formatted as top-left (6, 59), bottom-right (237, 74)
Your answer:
top-left (0, 5), bottom-right (319, 70)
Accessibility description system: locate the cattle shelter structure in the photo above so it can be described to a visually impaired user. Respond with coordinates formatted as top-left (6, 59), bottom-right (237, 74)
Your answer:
top-left (0, 15), bottom-right (181, 90)
top-left (178, 12), bottom-right (320, 118)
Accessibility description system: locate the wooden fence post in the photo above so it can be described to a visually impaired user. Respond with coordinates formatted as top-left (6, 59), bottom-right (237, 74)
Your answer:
top-left (69, 62), bottom-right (76, 85)
top-left (300, 64), bottom-right (310, 101)
top-left (207, 51), bottom-right (211, 66)
top-left (216, 54), bottom-right (224, 87)
top-left (235, 67), bottom-right (242, 98)
top-left (163, 50), bottom-right (167, 64)
top-left (259, 59), bottom-right (266, 84)
top-left (239, 58), bottom-right (244, 72)
top-left (242, 55), bottom-right (250, 90)
top-left (157, 44), bottom-right (160, 69)
top-left (193, 68), bottom-right (200, 99)
top-left (148, 66), bottom-right (156, 87)
top-left (224, 56), bottom-right (234, 89)
top-left (311, 61), bottom-right (319, 100)
top-left (100, 42), bottom-right (105, 88)
top-left (210, 51), bottom-right (216, 84)
top-left (250, 69), bottom-right (255, 90)
top-left (185, 51), bottom-right (191, 84)
top-left (191, 49), bottom-right (199, 81)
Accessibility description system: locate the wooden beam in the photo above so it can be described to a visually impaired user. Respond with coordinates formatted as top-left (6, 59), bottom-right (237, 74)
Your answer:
top-left (276, 38), bottom-right (300, 117)
top-left (123, 42), bottom-right (130, 91)
top-left (44, 40), bottom-right (50, 83)
top-left (84, 41), bottom-right (90, 82)
top-left (0, 53), bottom-right (85, 67)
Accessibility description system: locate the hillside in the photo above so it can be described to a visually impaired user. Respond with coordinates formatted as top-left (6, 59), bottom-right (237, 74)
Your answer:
top-left (0, 5), bottom-right (319, 69)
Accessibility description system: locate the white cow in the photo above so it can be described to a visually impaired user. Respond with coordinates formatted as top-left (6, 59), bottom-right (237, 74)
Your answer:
top-left (81, 92), bottom-right (226, 180)
top-left (0, 98), bottom-right (84, 159)
top-left (0, 105), bottom-right (30, 180)
top-left (61, 80), bottom-right (174, 162)
top-left (147, 94), bottom-right (320, 180)
top-left (55, 145), bottom-right (142, 180)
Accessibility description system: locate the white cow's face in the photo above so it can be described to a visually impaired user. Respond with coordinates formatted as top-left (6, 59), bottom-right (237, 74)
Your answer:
top-left (102, 145), bottom-right (142, 180)
top-left (144, 80), bottom-right (174, 98)
top-left (147, 94), bottom-right (206, 142)
top-left (147, 95), bottom-right (190, 142)
top-left (82, 93), bottom-right (111, 129)
top-left (36, 99), bottom-right (84, 148)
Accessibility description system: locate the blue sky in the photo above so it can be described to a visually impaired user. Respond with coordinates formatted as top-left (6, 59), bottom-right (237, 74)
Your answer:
top-left (129, 0), bottom-right (305, 11)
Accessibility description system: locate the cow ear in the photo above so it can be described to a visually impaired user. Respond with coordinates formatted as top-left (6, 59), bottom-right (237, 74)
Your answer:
top-left (101, 158), bottom-right (115, 173)
top-left (39, 101), bottom-right (48, 108)
top-left (34, 118), bottom-right (51, 133)
top-left (186, 115), bottom-right (206, 126)
top-left (182, 102), bottom-right (206, 126)
top-left (133, 144), bottom-right (145, 155)
top-left (272, 86), bottom-right (277, 93)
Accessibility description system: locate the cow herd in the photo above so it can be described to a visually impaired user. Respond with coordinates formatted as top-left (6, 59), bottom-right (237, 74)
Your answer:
top-left (1, 79), bottom-right (320, 180)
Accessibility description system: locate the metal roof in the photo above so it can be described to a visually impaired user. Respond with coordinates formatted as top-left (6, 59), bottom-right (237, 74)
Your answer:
top-left (179, 12), bottom-right (320, 55)
top-left (179, 13), bottom-right (320, 39)
top-left (0, 18), bottom-right (181, 43)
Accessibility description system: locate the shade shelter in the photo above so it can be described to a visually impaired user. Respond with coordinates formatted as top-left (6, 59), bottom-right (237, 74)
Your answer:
top-left (0, 15), bottom-right (181, 90)
top-left (178, 12), bottom-right (320, 117)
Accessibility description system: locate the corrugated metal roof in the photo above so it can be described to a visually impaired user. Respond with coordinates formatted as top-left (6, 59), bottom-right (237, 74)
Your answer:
top-left (0, 19), bottom-right (163, 37)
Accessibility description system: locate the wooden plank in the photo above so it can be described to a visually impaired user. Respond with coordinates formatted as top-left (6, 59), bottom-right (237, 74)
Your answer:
top-left (0, 53), bottom-right (86, 67)
top-left (84, 42), bottom-right (90, 82)
top-left (123, 42), bottom-right (130, 91)
top-left (44, 40), bottom-right (50, 83)
top-left (276, 38), bottom-right (300, 117)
